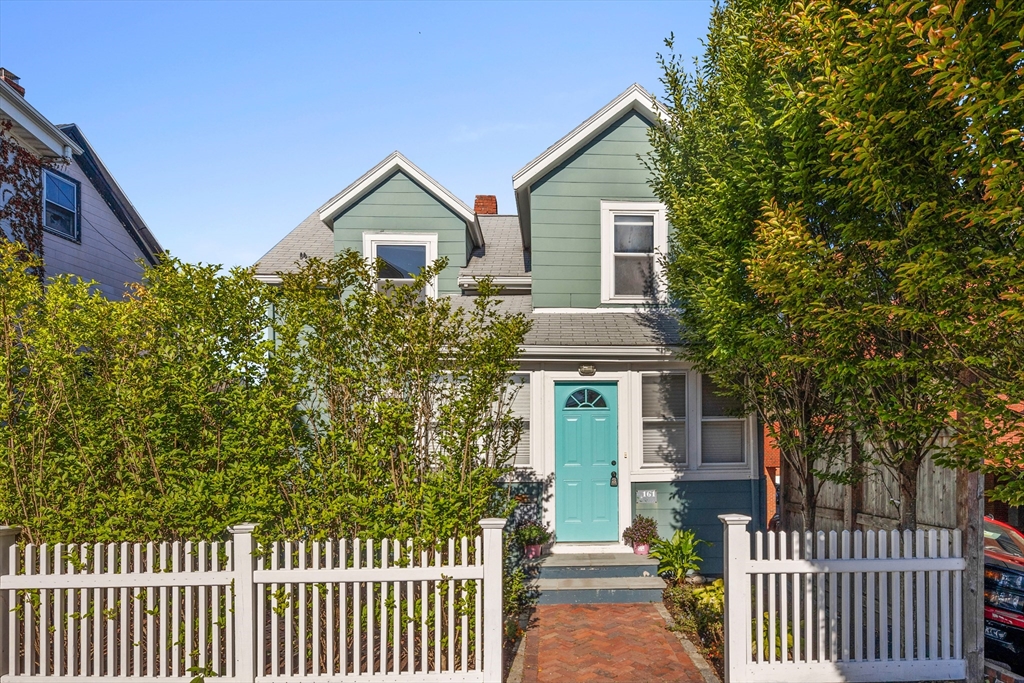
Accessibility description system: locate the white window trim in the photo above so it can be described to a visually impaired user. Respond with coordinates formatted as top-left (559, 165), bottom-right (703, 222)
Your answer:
top-left (362, 232), bottom-right (439, 299)
top-left (600, 200), bottom-right (668, 305)
top-left (42, 168), bottom-right (80, 242)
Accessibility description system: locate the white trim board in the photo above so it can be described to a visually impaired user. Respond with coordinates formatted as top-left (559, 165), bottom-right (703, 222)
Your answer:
top-left (318, 151), bottom-right (484, 247)
top-left (0, 79), bottom-right (82, 159)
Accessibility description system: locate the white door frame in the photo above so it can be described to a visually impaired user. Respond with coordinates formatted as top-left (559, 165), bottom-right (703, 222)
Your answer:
top-left (542, 370), bottom-right (632, 554)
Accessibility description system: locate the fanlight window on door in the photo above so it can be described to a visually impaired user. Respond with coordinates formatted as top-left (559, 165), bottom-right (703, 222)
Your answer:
top-left (565, 389), bottom-right (607, 409)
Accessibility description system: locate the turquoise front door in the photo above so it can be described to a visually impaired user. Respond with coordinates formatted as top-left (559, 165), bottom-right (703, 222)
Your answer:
top-left (555, 383), bottom-right (619, 542)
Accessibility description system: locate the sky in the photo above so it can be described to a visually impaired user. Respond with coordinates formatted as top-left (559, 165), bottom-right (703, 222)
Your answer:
top-left (1, 1), bottom-right (714, 269)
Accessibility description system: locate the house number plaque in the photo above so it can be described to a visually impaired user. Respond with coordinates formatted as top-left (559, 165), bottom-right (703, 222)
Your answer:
top-left (636, 489), bottom-right (657, 504)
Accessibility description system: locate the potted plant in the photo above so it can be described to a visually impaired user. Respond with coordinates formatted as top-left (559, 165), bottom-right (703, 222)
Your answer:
top-left (518, 523), bottom-right (551, 559)
top-left (622, 515), bottom-right (659, 555)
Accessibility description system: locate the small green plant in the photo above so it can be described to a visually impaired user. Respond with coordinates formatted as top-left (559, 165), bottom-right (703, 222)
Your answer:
top-left (622, 515), bottom-right (659, 546)
top-left (650, 529), bottom-right (709, 585)
top-left (517, 523), bottom-right (551, 546)
top-left (665, 578), bottom-right (725, 676)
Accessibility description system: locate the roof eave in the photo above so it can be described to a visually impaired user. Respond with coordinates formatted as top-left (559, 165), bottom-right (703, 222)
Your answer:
top-left (0, 80), bottom-right (82, 159)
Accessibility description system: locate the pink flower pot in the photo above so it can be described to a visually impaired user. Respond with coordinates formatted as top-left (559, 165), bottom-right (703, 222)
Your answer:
top-left (633, 543), bottom-right (650, 556)
top-left (525, 544), bottom-right (543, 559)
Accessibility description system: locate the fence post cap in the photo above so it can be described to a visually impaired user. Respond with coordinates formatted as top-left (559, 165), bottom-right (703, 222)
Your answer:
top-left (479, 518), bottom-right (507, 530)
top-left (718, 514), bottom-right (752, 526)
top-left (0, 526), bottom-right (21, 538)
top-left (227, 523), bottom-right (258, 534)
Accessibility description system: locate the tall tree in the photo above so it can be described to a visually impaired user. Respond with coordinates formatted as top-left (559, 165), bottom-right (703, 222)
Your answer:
top-left (648, 0), bottom-right (853, 533)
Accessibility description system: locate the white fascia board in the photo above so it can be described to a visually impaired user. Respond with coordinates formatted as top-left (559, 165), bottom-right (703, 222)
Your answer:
top-left (511, 84), bottom-right (664, 193)
top-left (254, 274), bottom-right (283, 285)
top-left (518, 345), bottom-right (679, 360)
top-left (0, 80), bottom-right (82, 159)
top-left (457, 275), bottom-right (532, 291)
top-left (317, 151), bottom-right (484, 247)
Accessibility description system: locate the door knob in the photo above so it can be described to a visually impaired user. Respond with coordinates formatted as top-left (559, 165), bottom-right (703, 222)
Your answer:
top-left (611, 460), bottom-right (617, 466)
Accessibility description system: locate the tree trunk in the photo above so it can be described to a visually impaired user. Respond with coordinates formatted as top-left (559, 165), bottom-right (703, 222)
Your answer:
top-left (896, 459), bottom-right (919, 531)
top-left (802, 469), bottom-right (817, 533)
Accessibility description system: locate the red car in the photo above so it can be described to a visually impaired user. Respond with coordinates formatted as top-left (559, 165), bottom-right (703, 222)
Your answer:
top-left (984, 516), bottom-right (1024, 673)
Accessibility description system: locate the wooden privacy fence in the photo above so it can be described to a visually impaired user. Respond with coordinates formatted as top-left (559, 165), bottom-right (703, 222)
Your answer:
top-left (720, 514), bottom-right (967, 683)
top-left (0, 519), bottom-right (506, 683)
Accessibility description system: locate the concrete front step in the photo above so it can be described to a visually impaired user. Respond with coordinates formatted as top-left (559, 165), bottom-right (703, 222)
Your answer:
top-left (530, 553), bottom-right (665, 604)
top-left (534, 576), bottom-right (666, 604)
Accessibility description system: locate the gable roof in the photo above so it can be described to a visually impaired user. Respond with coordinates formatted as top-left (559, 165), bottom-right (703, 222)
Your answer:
top-left (0, 78), bottom-right (82, 159)
top-left (57, 124), bottom-right (162, 265)
top-left (317, 151), bottom-right (484, 247)
top-left (511, 84), bottom-right (663, 247)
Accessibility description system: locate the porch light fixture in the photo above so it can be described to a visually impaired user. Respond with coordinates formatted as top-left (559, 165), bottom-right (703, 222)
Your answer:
top-left (578, 363), bottom-right (596, 376)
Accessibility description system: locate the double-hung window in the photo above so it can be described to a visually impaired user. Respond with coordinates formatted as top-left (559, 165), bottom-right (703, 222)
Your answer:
top-left (700, 378), bottom-right (746, 466)
top-left (362, 233), bottom-right (438, 299)
top-left (641, 373), bottom-right (686, 467)
top-left (600, 201), bottom-right (668, 304)
top-left (43, 169), bottom-right (80, 241)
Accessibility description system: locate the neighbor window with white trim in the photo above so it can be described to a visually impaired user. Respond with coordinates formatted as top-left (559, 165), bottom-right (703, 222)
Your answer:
top-left (363, 233), bottom-right (439, 299)
top-left (43, 169), bottom-right (80, 240)
top-left (600, 201), bottom-right (668, 304)
top-left (700, 377), bottom-right (746, 465)
top-left (509, 374), bottom-right (531, 467)
top-left (641, 372), bottom-right (686, 467)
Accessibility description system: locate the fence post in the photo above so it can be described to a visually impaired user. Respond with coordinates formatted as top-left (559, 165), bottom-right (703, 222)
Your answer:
top-left (228, 523), bottom-right (257, 682)
top-left (0, 527), bottom-right (20, 679)
top-left (720, 514), bottom-right (752, 683)
top-left (479, 518), bottom-right (506, 683)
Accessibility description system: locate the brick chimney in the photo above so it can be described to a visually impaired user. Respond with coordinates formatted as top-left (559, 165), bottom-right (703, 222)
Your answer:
top-left (474, 195), bottom-right (498, 215)
top-left (0, 68), bottom-right (25, 96)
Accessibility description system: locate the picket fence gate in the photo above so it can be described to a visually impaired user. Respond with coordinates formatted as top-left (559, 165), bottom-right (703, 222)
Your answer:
top-left (0, 519), bottom-right (506, 683)
top-left (720, 514), bottom-right (967, 683)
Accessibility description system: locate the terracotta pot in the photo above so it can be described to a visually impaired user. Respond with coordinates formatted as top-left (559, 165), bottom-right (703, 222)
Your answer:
top-left (525, 544), bottom-right (543, 559)
top-left (632, 542), bottom-right (650, 556)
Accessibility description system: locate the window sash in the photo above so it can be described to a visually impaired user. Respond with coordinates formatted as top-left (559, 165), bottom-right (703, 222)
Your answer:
top-left (510, 374), bottom-right (530, 467)
top-left (700, 418), bottom-right (745, 465)
top-left (43, 171), bottom-right (78, 239)
top-left (642, 419), bottom-right (686, 466)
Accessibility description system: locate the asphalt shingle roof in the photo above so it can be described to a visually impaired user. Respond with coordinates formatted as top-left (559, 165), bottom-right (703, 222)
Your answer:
top-left (461, 215), bottom-right (530, 278)
top-left (254, 211), bottom-right (334, 279)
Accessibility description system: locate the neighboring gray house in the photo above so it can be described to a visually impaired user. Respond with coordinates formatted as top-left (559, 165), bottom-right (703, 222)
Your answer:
top-left (255, 84), bottom-right (766, 573)
top-left (0, 70), bottom-right (161, 298)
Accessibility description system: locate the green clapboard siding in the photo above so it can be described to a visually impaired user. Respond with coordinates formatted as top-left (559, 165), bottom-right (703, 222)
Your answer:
top-left (333, 171), bottom-right (468, 295)
top-left (631, 479), bottom-right (766, 576)
top-left (530, 110), bottom-right (657, 308)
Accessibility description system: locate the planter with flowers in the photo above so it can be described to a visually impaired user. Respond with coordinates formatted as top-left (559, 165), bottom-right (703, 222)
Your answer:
top-left (622, 515), bottom-right (659, 555)
top-left (518, 523), bottom-right (552, 559)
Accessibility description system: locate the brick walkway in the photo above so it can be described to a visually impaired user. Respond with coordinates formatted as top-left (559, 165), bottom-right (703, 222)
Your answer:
top-left (521, 603), bottom-right (709, 682)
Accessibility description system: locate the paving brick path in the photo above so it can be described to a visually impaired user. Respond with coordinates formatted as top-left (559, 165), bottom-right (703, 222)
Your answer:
top-left (520, 603), bottom-right (709, 682)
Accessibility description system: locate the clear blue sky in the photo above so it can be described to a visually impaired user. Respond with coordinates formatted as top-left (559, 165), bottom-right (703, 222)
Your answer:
top-left (1, 1), bottom-right (713, 269)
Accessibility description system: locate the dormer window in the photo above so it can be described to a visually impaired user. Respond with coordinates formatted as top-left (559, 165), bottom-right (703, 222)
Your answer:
top-left (43, 169), bottom-right (80, 241)
top-left (600, 201), bottom-right (667, 304)
top-left (362, 233), bottom-right (438, 298)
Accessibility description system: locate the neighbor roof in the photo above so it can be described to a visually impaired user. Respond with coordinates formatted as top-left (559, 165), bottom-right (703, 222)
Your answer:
top-left (57, 124), bottom-right (162, 265)
top-left (512, 84), bottom-right (664, 248)
top-left (317, 151), bottom-right (484, 247)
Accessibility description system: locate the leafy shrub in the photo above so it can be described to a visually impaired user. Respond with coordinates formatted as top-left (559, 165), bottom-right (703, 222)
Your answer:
top-left (650, 529), bottom-right (708, 585)
top-left (0, 241), bottom-right (531, 547)
top-left (664, 578), bottom-right (725, 678)
top-left (622, 515), bottom-right (659, 546)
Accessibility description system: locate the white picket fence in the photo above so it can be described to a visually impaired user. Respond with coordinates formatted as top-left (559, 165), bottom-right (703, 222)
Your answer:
top-left (720, 514), bottom-right (967, 683)
top-left (0, 519), bottom-right (506, 682)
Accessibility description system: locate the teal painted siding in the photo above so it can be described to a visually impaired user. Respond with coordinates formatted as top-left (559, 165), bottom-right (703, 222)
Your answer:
top-left (333, 171), bottom-right (468, 295)
top-left (631, 479), bottom-right (766, 576)
top-left (530, 111), bottom-right (657, 308)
